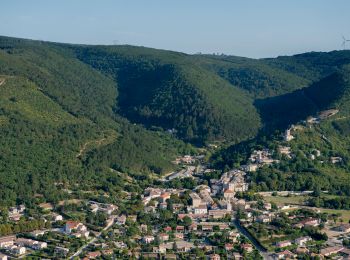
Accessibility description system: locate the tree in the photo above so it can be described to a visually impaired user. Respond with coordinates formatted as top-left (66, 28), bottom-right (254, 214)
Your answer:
top-left (182, 216), bottom-right (192, 228)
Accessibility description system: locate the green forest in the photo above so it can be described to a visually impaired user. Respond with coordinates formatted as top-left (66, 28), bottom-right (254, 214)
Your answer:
top-left (1, 35), bottom-right (350, 206)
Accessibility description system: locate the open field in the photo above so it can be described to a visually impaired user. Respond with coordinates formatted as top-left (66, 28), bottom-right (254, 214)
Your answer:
top-left (264, 194), bottom-right (350, 222)
top-left (264, 194), bottom-right (309, 206)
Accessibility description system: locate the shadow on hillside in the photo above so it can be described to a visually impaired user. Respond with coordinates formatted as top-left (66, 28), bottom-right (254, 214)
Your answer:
top-left (254, 89), bottom-right (318, 131)
top-left (255, 70), bottom-right (347, 131)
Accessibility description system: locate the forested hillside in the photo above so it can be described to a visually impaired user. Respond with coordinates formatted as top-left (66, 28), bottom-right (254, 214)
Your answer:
top-left (72, 45), bottom-right (260, 144)
top-left (211, 66), bottom-right (350, 195)
top-left (193, 54), bottom-right (309, 98)
top-left (255, 66), bottom-right (350, 130)
top-left (0, 37), bottom-right (193, 206)
top-left (1, 35), bottom-right (350, 206)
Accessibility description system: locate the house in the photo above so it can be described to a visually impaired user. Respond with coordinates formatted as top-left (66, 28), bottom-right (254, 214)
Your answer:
top-left (194, 204), bottom-right (208, 214)
top-left (102, 249), bottom-right (113, 256)
top-left (34, 241), bottom-right (48, 250)
top-left (232, 252), bottom-right (242, 259)
top-left (175, 225), bottom-right (184, 232)
top-left (275, 240), bottom-right (292, 248)
top-left (256, 215), bottom-right (271, 223)
top-left (51, 213), bottom-right (63, 222)
top-left (64, 221), bottom-right (87, 234)
top-left (30, 230), bottom-right (47, 237)
top-left (284, 129), bottom-right (294, 142)
top-left (15, 238), bottom-right (47, 250)
top-left (8, 213), bottom-right (21, 222)
top-left (208, 209), bottom-right (229, 219)
top-left (296, 247), bottom-right (309, 254)
top-left (330, 156), bottom-right (343, 164)
top-left (54, 246), bottom-right (69, 257)
top-left (158, 233), bottom-right (169, 242)
top-left (164, 253), bottom-right (177, 259)
top-left (103, 204), bottom-right (118, 215)
top-left (335, 224), bottom-right (350, 233)
top-left (241, 164), bottom-right (258, 172)
top-left (9, 245), bottom-right (26, 255)
top-left (164, 226), bottom-right (172, 232)
top-left (190, 193), bottom-right (202, 207)
top-left (241, 243), bottom-right (253, 253)
top-left (228, 231), bottom-right (240, 243)
top-left (278, 146), bottom-right (292, 158)
top-left (210, 254), bottom-right (221, 260)
top-left (159, 202), bottom-right (167, 209)
top-left (159, 193), bottom-right (171, 203)
top-left (294, 236), bottom-right (312, 246)
top-left (180, 155), bottom-right (195, 164)
top-left (300, 218), bottom-right (320, 227)
top-left (0, 236), bottom-right (15, 248)
top-left (174, 232), bottom-right (184, 239)
top-left (116, 215), bottom-right (126, 225)
top-left (143, 236), bottom-right (155, 244)
top-left (0, 253), bottom-right (7, 260)
top-left (273, 250), bottom-right (296, 259)
top-left (232, 199), bottom-right (249, 211)
top-left (39, 203), bottom-right (53, 211)
top-left (320, 246), bottom-right (344, 257)
top-left (72, 230), bottom-right (90, 239)
top-left (223, 189), bottom-right (235, 199)
top-left (172, 203), bottom-right (184, 212)
top-left (225, 243), bottom-right (234, 251)
top-left (172, 241), bottom-right (194, 252)
top-left (199, 222), bottom-right (229, 231)
top-left (86, 251), bottom-right (102, 259)
top-left (141, 253), bottom-right (157, 259)
top-left (189, 223), bottom-right (197, 231)
top-left (264, 202), bottom-right (272, 210)
top-left (153, 245), bottom-right (166, 254)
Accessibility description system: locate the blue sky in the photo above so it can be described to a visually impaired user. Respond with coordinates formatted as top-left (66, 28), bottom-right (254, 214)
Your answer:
top-left (1, 0), bottom-right (349, 58)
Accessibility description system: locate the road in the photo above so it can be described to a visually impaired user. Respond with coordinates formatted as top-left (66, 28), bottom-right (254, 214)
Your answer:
top-left (233, 219), bottom-right (274, 260)
top-left (70, 218), bottom-right (115, 259)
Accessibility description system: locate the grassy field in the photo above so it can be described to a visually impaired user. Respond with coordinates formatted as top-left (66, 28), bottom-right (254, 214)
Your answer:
top-left (264, 194), bottom-right (309, 206)
top-left (264, 194), bottom-right (350, 222)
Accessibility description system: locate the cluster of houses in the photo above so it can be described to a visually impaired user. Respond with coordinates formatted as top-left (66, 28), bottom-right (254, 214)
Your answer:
top-left (0, 235), bottom-right (47, 257)
top-left (89, 201), bottom-right (118, 215)
top-left (64, 221), bottom-right (89, 238)
top-left (0, 132), bottom-right (349, 259)
top-left (166, 166), bottom-right (197, 181)
top-left (173, 155), bottom-right (199, 165)
top-left (8, 204), bottom-right (25, 222)
top-left (211, 169), bottom-right (248, 197)
top-left (241, 149), bottom-right (279, 172)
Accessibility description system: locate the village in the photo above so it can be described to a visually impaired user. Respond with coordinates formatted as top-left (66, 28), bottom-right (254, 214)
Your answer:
top-left (0, 112), bottom-right (349, 259)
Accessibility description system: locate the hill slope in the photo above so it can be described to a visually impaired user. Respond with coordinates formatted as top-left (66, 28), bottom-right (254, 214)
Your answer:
top-left (0, 37), bottom-right (193, 206)
top-left (255, 66), bottom-right (350, 129)
top-left (72, 45), bottom-right (261, 144)
top-left (1, 35), bottom-right (350, 205)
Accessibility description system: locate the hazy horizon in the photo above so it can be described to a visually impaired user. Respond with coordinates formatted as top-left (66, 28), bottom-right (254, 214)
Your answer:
top-left (1, 0), bottom-right (350, 58)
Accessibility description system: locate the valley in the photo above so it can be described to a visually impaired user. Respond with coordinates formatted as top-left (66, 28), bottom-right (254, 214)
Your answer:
top-left (1, 36), bottom-right (350, 259)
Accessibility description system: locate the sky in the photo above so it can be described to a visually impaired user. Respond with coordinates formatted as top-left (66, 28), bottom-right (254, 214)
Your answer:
top-left (1, 0), bottom-right (350, 58)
